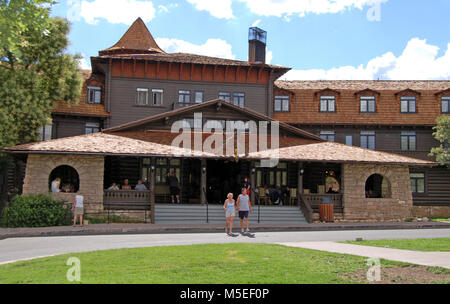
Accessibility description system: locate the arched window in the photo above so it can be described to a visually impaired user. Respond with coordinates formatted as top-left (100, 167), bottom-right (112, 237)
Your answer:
top-left (49, 165), bottom-right (80, 193)
top-left (365, 174), bottom-right (391, 198)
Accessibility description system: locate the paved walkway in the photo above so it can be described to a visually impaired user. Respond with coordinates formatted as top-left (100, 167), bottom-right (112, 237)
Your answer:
top-left (1, 221), bottom-right (450, 239)
top-left (1, 229), bottom-right (449, 265)
top-left (279, 241), bottom-right (450, 269)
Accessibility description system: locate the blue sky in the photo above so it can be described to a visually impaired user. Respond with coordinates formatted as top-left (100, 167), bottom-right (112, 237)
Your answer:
top-left (52, 0), bottom-right (450, 80)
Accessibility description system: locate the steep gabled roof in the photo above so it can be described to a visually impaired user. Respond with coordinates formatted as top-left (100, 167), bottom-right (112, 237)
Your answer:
top-left (103, 99), bottom-right (324, 141)
top-left (99, 17), bottom-right (165, 55)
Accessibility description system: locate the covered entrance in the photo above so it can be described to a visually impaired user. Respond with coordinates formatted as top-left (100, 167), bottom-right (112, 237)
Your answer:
top-left (206, 159), bottom-right (249, 204)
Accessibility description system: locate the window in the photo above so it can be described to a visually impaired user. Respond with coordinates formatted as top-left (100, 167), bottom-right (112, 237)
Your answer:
top-left (410, 173), bottom-right (425, 194)
top-left (320, 96), bottom-right (336, 113)
top-left (145, 158), bottom-right (181, 185)
top-left (49, 165), bottom-right (79, 193)
top-left (85, 122), bottom-right (100, 134)
top-left (442, 96), bottom-right (450, 114)
top-left (178, 90), bottom-right (191, 103)
top-left (136, 88), bottom-right (149, 105)
top-left (233, 92), bottom-right (245, 108)
top-left (360, 96), bottom-right (376, 113)
top-left (320, 131), bottom-right (335, 142)
top-left (37, 124), bottom-right (52, 141)
top-left (361, 131), bottom-right (376, 150)
top-left (218, 92), bottom-right (231, 102)
top-left (87, 86), bottom-right (101, 104)
top-left (274, 95), bottom-right (290, 112)
top-left (365, 174), bottom-right (391, 198)
top-left (255, 161), bottom-right (287, 187)
top-left (401, 132), bottom-right (417, 151)
top-left (194, 91), bottom-right (204, 103)
top-left (152, 89), bottom-right (163, 106)
top-left (345, 135), bottom-right (353, 146)
top-left (401, 96), bottom-right (416, 113)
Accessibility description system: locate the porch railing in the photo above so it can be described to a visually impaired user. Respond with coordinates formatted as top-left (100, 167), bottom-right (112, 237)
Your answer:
top-left (300, 194), bottom-right (343, 212)
top-left (103, 190), bottom-right (151, 210)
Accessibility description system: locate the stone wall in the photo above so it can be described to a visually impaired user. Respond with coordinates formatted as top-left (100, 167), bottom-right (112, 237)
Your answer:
top-left (413, 206), bottom-right (450, 218)
top-left (341, 164), bottom-right (413, 220)
top-left (23, 154), bottom-right (104, 212)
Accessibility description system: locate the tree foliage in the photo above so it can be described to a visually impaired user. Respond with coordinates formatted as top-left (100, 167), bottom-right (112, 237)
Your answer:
top-left (0, 0), bottom-right (83, 149)
top-left (429, 115), bottom-right (450, 167)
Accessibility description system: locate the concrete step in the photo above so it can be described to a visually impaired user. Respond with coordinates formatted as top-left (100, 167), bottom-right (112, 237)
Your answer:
top-left (154, 204), bottom-right (307, 224)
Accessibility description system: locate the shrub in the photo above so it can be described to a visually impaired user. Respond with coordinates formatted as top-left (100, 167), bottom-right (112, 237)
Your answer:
top-left (0, 194), bottom-right (72, 228)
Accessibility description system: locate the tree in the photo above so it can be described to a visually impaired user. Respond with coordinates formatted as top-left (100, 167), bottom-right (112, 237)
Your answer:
top-left (0, 0), bottom-right (83, 150)
top-left (429, 115), bottom-right (450, 167)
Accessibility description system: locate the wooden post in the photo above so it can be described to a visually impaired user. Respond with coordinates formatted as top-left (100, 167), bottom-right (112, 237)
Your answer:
top-left (150, 157), bottom-right (156, 224)
top-left (250, 161), bottom-right (256, 204)
top-left (297, 162), bottom-right (304, 201)
top-left (200, 159), bottom-right (207, 205)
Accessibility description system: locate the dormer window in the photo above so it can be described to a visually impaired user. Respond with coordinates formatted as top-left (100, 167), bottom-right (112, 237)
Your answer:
top-left (360, 96), bottom-right (376, 113)
top-left (442, 96), bottom-right (450, 114)
top-left (274, 95), bottom-right (290, 112)
top-left (401, 96), bottom-right (417, 113)
top-left (87, 86), bottom-right (101, 104)
top-left (320, 96), bottom-right (336, 113)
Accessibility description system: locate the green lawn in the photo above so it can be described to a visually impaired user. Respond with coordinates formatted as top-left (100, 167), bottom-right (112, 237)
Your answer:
top-left (0, 243), bottom-right (415, 284)
top-left (344, 238), bottom-right (450, 252)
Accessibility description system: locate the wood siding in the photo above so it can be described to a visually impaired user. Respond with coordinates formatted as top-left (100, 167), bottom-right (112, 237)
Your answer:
top-left (411, 167), bottom-right (450, 207)
top-left (107, 77), bottom-right (269, 127)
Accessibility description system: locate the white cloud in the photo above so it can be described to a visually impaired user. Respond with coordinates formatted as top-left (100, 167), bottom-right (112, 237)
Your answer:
top-left (186, 0), bottom-right (387, 19)
top-left (80, 0), bottom-right (156, 25)
top-left (266, 50), bottom-right (273, 64)
top-left (251, 19), bottom-right (261, 27)
top-left (156, 38), bottom-right (236, 59)
top-left (239, 0), bottom-right (388, 18)
top-left (78, 54), bottom-right (91, 70)
top-left (282, 38), bottom-right (450, 80)
top-left (186, 0), bottom-right (234, 19)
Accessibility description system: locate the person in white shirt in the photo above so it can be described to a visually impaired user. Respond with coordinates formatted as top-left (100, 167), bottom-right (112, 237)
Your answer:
top-left (72, 193), bottom-right (84, 227)
top-left (51, 178), bottom-right (61, 193)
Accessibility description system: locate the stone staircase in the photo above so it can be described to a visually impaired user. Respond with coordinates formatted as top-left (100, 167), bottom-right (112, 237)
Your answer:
top-left (154, 204), bottom-right (307, 224)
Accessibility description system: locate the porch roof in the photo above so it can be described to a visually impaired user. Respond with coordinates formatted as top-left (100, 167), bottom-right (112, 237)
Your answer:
top-left (4, 131), bottom-right (434, 166)
top-left (246, 141), bottom-right (435, 166)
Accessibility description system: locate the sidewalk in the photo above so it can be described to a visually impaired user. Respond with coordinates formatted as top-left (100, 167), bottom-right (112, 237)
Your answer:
top-left (279, 241), bottom-right (450, 269)
top-left (1, 221), bottom-right (450, 239)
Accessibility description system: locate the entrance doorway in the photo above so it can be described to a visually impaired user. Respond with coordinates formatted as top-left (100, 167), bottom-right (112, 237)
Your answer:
top-left (206, 160), bottom-right (248, 204)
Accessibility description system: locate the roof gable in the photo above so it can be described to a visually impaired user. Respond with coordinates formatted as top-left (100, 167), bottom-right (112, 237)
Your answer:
top-left (103, 99), bottom-right (323, 141)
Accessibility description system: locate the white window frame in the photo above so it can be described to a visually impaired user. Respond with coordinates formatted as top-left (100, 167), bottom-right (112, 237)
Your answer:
top-left (85, 122), bottom-right (100, 134)
top-left (401, 96), bottom-right (416, 113)
top-left (233, 92), bottom-right (245, 108)
top-left (136, 88), bottom-right (149, 105)
top-left (152, 89), bottom-right (164, 106)
top-left (360, 96), bottom-right (376, 113)
top-left (320, 96), bottom-right (336, 112)
top-left (178, 90), bottom-right (191, 103)
top-left (87, 86), bottom-right (101, 104)
top-left (442, 96), bottom-right (450, 114)
top-left (274, 95), bottom-right (290, 112)
top-left (361, 131), bottom-right (376, 150)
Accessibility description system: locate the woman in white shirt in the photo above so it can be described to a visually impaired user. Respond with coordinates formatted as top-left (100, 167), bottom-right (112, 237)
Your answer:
top-left (72, 193), bottom-right (84, 227)
top-left (51, 178), bottom-right (61, 193)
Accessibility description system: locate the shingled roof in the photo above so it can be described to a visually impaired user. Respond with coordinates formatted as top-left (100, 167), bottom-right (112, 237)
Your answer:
top-left (4, 131), bottom-right (434, 166)
top-left (276, 80), bottom-right (450, 91)
top-left (99, 17), bottom-right (165, 55)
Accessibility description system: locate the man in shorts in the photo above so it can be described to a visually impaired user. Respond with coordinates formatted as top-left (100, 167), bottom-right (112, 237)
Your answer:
top-left (236, 187), bottom-right (252, 234)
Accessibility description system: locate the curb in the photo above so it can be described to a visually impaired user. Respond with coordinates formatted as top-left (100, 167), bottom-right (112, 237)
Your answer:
top-left (1, 222), bottom-right (450, 240)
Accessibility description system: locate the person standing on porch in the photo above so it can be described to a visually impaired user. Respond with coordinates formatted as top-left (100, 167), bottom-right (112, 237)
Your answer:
top-left (167, 170), bottom-right (180, 204)
top-left (223, 193), bottom-right (236, 235)
top-left (72, 192), bottom-right (84, 227)
top-left (236, 187), bottom-right (252, 234)
top-left (243, 177), bottom-right (251, 196)
top-left (122, 179), bottom-right (132, 190)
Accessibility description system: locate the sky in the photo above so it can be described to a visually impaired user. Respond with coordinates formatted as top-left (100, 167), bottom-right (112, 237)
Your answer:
top-left (51, 0), bottom-right (450, 80)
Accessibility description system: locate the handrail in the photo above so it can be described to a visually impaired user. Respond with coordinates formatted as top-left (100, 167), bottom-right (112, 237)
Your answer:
top-left (252, 189), bottom-right (261, 223)
top-left (202, 186), bottom-right (209, 223)
top-left (298, 195), bottom-right (314, 223)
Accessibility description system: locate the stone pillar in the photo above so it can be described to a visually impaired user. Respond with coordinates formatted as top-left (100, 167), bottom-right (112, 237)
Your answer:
top-left (200, 159), bottom-right (207, 205)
